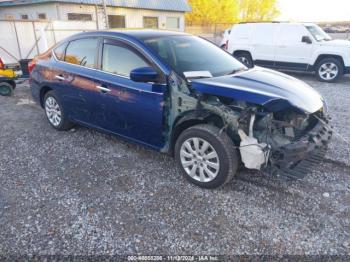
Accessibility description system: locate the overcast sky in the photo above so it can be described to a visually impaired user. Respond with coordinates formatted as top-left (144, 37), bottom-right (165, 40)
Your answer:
top-left (278, 0), bottom-right (350, 22)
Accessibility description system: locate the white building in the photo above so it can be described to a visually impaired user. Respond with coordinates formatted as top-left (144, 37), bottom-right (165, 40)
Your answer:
top-left (0, 0), bottom-right (191, 31)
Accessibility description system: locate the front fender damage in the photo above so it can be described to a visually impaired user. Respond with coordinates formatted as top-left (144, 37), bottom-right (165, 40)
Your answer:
top-left (161, 72), bottom-right (240, 152)
top-left (162, 72), bottom-right (332, 179)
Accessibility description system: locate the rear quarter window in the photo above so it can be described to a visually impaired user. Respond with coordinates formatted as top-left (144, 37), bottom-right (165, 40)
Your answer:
top-left (53, 42), bottom-right (67, 61)
top-left (64, 38), bottom-right (99, 68)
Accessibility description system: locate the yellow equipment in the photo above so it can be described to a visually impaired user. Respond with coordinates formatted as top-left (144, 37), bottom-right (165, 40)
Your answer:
top-left (0, 68), bottom-right (16, 78)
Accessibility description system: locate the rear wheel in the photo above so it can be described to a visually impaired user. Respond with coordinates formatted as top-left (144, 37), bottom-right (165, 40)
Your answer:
top-left (44, 90), bottom-right (73, 130)
top-left (175, 124), bottom-right (238, 189)
top-left (316, 57), bottom-right (343, 82)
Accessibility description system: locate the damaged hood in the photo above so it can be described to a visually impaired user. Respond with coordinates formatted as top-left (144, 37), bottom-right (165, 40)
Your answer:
top-left (190, 67), bottom-right (324, 113)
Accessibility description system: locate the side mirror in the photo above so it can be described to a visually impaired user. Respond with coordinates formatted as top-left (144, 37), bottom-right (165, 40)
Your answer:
top-left (302, 36), bottom-right (312, 44)
top-left (130, 67), bottom-right (158, 83)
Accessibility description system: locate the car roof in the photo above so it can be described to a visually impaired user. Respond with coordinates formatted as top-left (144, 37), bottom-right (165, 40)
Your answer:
top-left (237, 22), bottom-right (316, 26)
top-left (67, 29), bottom-right (189, 42)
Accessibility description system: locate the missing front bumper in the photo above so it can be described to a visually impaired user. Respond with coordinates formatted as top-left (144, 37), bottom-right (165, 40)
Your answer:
top-left (268, 119), bottom-right (333, 179)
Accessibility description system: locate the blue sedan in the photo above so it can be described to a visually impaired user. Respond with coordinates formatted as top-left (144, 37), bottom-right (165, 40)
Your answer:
top-left (30, 30), bottom-right (332, 188)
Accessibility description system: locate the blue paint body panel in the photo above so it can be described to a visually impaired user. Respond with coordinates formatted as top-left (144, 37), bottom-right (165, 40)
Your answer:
top-left (30, 30), bottom-right (325, 153)
top-left (191, 67), bottom-right (324, 113)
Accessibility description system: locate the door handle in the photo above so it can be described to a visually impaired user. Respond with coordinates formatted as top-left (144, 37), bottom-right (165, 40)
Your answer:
top-left (96, 85), bottom-right (111, 93)
top-left (55, 75), bottom-right (65, 81)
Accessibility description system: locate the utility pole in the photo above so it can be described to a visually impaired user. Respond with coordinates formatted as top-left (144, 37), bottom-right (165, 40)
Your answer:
top-left (102, 0), bottom-right (109, 29)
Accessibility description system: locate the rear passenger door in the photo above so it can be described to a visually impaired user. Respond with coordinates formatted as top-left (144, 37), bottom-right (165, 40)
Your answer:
top-left (93, 38), bottom-right (167, 149)
top-left (58, 37), bottom-right (101, 124)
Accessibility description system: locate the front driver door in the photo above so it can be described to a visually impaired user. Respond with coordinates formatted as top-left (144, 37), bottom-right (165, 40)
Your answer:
top-left (93, 38), bottom-right (167, 149)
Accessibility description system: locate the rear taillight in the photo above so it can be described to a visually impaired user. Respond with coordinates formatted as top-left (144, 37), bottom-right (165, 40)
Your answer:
top-left (225, 40), bottom-right (229, 50)
top-left (0, 58), bottom-right (4, 70)
top-left (28, 59), bottom-right (36, 74)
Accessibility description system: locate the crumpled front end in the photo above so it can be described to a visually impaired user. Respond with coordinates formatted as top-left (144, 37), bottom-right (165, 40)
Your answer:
top-left (166, 69), bottom-right (333, 179)
top-left (186, 68), bottom-right (334, 179)
top-left (256, 110), bottom-right (333, 179)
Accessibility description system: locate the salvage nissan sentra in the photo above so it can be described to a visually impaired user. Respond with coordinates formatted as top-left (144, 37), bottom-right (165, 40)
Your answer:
top-left (29, 30), bottom-right (332, 188)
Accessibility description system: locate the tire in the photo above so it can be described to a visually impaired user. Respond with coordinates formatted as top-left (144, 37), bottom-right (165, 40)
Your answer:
top-left (175, 124), bottom-right (238, 189)
top-left (316, 57), bottom-right (343, 82)
top-left (0, 82), bottom-right (14, 96)
top-left (44, 90), bottom-right (73, 131)
top-left (220, 44), bottom-right (226, 50)
top-left (234, 52), bottom-right (254, 68)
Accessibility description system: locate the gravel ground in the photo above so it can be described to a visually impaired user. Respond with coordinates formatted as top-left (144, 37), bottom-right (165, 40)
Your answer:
top-left (0, 73), bottom-right (349, 256)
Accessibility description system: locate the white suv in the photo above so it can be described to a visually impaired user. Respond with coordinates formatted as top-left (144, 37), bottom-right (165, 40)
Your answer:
top-left (226, 22), bottom-right (350, 82)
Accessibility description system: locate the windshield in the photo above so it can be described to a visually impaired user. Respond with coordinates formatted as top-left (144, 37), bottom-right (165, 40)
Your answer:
top-left (306, 25), bottom-right (332, 41)
top-left (143, 35), bottom-right (245, 78)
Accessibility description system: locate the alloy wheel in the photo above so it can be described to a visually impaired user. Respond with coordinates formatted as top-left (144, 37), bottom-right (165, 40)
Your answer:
top-left (45, 96), bottom-right (62, 127)
top-left (180, 137), bottom-right (220, 183)
top-left (319, 62), bottom-right (339, 81)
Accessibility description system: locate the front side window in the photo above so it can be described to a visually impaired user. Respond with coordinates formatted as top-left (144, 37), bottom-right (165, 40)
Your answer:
top-left (306, 25), bottom-right (332, 41)
top-left (102, 43), bottom-right (149, 77)
top-left (143, 17), bottom-right (158, 29)
top-left (65, 38), bottom-right (98, 68)
top-left (144, 35), bottom-right (245, 78)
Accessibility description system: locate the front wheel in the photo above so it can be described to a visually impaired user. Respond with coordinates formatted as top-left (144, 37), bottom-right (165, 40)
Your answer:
top-left (175, 124), bottom-right (238, 189)
top-left (316, 58), bottom-right (343, 82)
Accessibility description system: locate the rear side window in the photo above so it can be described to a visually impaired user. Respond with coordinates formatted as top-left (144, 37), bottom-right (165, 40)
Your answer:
top-left (65, 38), bottom-right (98, 68)
top-left (102, 44), bottom-right (149, 77)
top-left (53, 43), bottom-right (67, 61)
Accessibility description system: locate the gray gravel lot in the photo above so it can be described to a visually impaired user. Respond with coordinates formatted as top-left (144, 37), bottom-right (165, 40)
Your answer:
top-left (0, 73), bottom-right (349, 256)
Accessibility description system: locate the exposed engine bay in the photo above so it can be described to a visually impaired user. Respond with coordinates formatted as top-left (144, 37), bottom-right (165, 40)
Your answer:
top-left (233, 103), bottom-right (332, 178)
top-left (164, 71), bottom-right (333, 179)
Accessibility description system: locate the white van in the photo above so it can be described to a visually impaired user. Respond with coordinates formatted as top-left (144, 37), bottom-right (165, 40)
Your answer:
top-left (226, 22), bottom-right (350, 82)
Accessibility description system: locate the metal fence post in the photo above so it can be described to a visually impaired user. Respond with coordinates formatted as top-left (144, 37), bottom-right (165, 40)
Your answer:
top-left (13, 21), bottom-right (22, 60)
top-left (102, 0), bottom-right (109, 29)
top-left (51, 22), bottom-right (57, 44)
top-left (32, 21), bottom-right (40, 55)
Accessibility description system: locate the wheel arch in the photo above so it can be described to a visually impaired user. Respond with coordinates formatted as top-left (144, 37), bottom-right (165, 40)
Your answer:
top-left (39, 85), bottom-right (53, 108)
top-left (313, 54), bottom-right (345, 68)
top-left (233, 50), bottom-right (253, 59)
top-left (169, 110), bottom-right (226, 155)
top-left (5, 80), bottom-right (16, 89)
